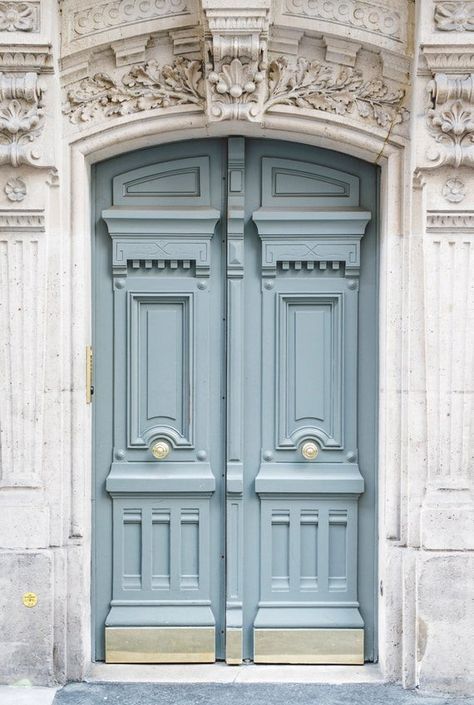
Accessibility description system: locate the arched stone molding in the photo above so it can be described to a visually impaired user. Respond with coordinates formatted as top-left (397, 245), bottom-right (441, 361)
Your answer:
top-left (59, 106), bottom-right (413, 684)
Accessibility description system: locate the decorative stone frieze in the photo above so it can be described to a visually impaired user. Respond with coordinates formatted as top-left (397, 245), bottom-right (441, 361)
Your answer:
top-left (434, 2), bottom-right (474, 31)
top-left (278, 0), bottom-right (409, 53)
top-left (0, 71), bottom-right (45, 167)
top-left (263, 57), bottom-right (408, 128)
top-left (63, 52), bottom-right (408, 129)
top-left (0, 1), bottom-right (39, 32)
top-left (63, 57), bottom-right (204, 123)
top-left (0, 45), bottom-right (53, 73)
top-left (71, 0), bottom-right (188, 39)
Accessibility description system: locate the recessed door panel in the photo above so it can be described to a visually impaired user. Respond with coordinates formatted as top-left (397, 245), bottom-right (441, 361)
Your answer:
top-left (93, 137), bottom-right (378, 665)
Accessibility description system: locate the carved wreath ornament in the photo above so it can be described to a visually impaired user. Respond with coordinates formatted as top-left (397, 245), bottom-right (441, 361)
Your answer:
top-left (63, 55), bottom-right (407, 128)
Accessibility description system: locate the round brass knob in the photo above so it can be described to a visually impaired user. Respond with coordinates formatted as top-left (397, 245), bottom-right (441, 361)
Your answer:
top-left (301, 441), bottom-right (319, 460)
top-left (151, 440), bottom-right (171, 460)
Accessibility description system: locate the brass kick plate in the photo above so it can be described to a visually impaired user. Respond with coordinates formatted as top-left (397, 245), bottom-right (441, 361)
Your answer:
top-left (254, 628), bottom-right (364, 664)
top-left (105, 626), bottom-right (215, 663)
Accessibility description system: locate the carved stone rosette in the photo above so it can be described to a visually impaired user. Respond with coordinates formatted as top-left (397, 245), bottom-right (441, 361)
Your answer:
top-left (0, 71), bottom-right (45, 167)
top-left (427, 72), bottom-right (474, 167)
top-left (203, 3), bottom-right (269, 122)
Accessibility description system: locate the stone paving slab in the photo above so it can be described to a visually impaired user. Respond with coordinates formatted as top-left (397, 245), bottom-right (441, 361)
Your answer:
top-left (0, 686), bottom-right (57, 705)
top-left (53, 683), bottom-right (474, 705)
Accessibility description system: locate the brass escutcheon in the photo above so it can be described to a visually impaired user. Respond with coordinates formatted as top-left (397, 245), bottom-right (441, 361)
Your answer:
top-left (301, 441), bottom-right (319, 460)
top-left (151, 440), bottom-right (171, 460)
top-left (22, 592), bottom-right (38, 608)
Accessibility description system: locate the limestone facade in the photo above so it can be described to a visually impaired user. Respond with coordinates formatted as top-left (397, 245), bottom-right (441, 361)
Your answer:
top-left (0, 0), bottom-right (473, 694)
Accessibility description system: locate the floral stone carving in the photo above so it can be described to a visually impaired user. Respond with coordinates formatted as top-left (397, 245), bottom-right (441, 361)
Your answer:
top-left (434, 2), bottom-right (474, 31)
top-left (427, 73), bottom-right (474, 167)
top-left (4, 176), bottom-right (27, 201)
top-left (0, 72), bottom-right (44, 167)
top-left (442, 177), bottom-right (466, 203)
top-left (63, 54), bottom-right (408, 129)
top-left (63, 58), bottom-right (205, 123)
top-left (0, 2), bottom-right (36, 32)
top-left (263, 57), bottom-right (408, 128)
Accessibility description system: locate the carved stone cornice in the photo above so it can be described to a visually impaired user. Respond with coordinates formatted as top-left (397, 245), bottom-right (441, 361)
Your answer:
top-left (422, 44), bottom-right (474, 74)
top-left (202, 0), bottom-right (270, 121)
top-left (0, 71), bottom-right (45, 167)
top-left (426, 210), bottom-right (474, 232)
top-left (0, 45), bottom-right (53, 74)
top-left (0, 209), bottom-right (44, 231)
top-left (426, 72), bottom-right (474, 167)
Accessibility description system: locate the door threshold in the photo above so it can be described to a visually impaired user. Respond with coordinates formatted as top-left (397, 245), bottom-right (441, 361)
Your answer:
top-left (86, 662), bottom-right (383, 684)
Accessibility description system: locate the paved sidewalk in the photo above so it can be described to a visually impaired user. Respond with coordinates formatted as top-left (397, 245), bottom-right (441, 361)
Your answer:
top-left (52, 682), bottom-right (474, 705)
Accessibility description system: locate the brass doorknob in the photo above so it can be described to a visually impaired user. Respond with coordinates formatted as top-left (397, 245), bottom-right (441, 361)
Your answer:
top-left (301, 441), bottom-right (319, 460)
top-left (151, 440), bottom-right (171, 460)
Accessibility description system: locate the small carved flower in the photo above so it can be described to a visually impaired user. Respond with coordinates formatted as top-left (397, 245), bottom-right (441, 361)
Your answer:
top-left (0, 2), bottom-right (35, 31)
top-left (4, 177), bottom-right (27, 201)
top-left (434, 2), bottom-right (474, 31)
top-left (442, 177), bottom-right (466, 203)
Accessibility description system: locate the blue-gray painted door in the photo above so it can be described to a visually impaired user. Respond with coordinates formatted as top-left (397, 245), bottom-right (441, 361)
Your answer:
top-left (93, 137), bottom-right (378, 664)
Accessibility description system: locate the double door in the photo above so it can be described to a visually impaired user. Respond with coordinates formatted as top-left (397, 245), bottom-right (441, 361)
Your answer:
top-left (93, 137), bottom-right (378, 665)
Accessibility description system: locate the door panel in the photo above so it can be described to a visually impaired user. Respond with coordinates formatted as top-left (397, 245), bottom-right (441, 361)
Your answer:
top-left (93, 137), bottom-right (378, 665)
top-left (93, 139), bottom-right (227, 662)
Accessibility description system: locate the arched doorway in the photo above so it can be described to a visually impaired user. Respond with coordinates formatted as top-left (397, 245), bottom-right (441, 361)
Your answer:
top-left (92, 137), bottom-right (378, 666)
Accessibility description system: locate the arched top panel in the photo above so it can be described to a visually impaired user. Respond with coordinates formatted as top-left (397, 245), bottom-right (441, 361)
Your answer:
top-left (112, 156), bottom-right (211, 207)
top-left (261, 158), bottom-right (360, 208)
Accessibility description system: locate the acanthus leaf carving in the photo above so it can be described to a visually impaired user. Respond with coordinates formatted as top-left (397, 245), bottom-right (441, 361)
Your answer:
top-left (434, 2), bottom-right (474, 31)
top-left (203, 8), bottom-right (269, 122)
top-left (63, 53), bottom-right (409, 130)
top-left (62, 58), bottom-right (205, 123)
top-left (264, 57), bottom-right (408, 128)
top-left (426, 73), bottom-right (474, 167)
top-left (0, 71), bottom-right (45, 167)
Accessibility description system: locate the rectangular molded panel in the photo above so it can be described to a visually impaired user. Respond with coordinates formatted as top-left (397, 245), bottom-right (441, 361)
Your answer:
top-left (129, 294), bottom-right (192, 447)
top-left (112, 498), bottom-right (209, 602)
top-left (260, 498), bottom-right (358, 603)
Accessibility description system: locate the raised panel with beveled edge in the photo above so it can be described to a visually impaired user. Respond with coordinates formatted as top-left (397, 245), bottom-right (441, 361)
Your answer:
top-left (113, 157), bottom-right (211, 206)
top-left (128, 293), bottom-right (193, 448)
top-left (277, 293), bottom-right (342, 449)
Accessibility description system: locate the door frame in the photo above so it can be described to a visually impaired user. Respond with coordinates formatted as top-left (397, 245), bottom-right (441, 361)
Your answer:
top-left (64, 113), bottom-right (410, 679)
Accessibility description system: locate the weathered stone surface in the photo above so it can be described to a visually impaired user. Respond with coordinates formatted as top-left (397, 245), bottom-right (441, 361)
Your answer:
top-left (0, 552), bottom-right (54, 685)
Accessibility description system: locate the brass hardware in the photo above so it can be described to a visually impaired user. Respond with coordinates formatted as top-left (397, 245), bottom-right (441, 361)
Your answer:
top-left (226, 628), bottom-right (243, 665)
top-left (254, 628), bottom-right (364, 664)
top-left (301, 440), bottom-right (319, 460)
top-left (22, 592), bottom-right (38, 608)
top-left (86, 346), bottom-right (94, 404)
top-left (151, 440), bottom-right (171, 460)
top-left (105, 627), bottom-right (215, 663)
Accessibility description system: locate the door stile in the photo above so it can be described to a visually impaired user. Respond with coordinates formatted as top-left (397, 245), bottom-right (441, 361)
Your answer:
top-left (225, 137), bottom-right (246, 665)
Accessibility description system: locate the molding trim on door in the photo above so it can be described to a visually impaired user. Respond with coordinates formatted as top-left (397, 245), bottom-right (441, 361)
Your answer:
top-left (105, 627), bottom-right (215, 663)
top-left (253, 628), bottom-right (364, 665)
